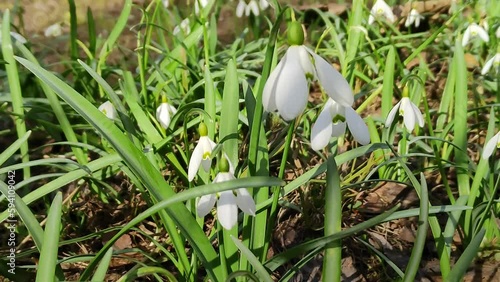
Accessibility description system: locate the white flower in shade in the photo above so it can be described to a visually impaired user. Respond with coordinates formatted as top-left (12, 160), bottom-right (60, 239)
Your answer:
top-left (197, 160), bottom-right (256, 230)
top-left (98, 101), bottom-right (117, 120)
top-left (173, 18), bottom-right (191, 35)
top-left (462, 23), bottom-right (489, 47)
top-left (195, 0), bottom-right (209, 15)
top-left (385, 97), bottom-right (425, 132)
top-left (188, 123), bottom-right (217, 181)
top-left (162, 0), bottom-right (169, 8)
top-left (156, 102), bottom-right (177, 129)
top-left (368, 0), bottom-right (395, 25)
top-left (44, 23), bottom-right (62, 37)
top-left (311, 98), bottom-right (370, 150)
top-left (482, 131), bottom-right (500, 159)
top-left (235, 0), bottom-right (268, 17)
top-left (263, 22), bottom-right (353, 121)
top-left (405, 9), bottom-right (424, 28)
top-left (481, 53), bottom-right (500, 75)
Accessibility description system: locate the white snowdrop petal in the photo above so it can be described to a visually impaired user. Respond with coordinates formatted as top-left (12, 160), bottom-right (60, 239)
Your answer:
top-left (259, 0), bottom-right (269, 9)
top-left (345, 107), bottom-right (370, 145)
top-left (476, 27), bottom-right (489, 42)
top-left (236, 0), bottom-right (246, 18)
top-left (236, 188), bottom-right (256, 216)
top-left (296, 46), bottom-right (316, 78)
top-left (481, 56), bottom-right (495, 75)
top-left (262, 57), bottom-right (286, 113)
top-left (247, 0), bottom-right (260, 16)
top-left (331, 121), bottom-right (347, 138)
top-left (311, 105), bottom-right (334, 151)
top-left (410, 102), bottom-right (425, 128)
top-left (401, 98), bottom-right (416, 132)
top-left (274, 48), bottom-right (309, 120)
top-left (309, 50), bottom-right (354, 107)
top-left (482, 132), bottom-right (500, 159)
top-left (188, 142), bottom-right (204, 181)
top-left (462, 27), bottom-right (471, 47)
top-left (197, 194), bottom-right (216, 217)
top-left (217, 191), bottom-right (238, 230)
top-left (385, 101), bottom-right (401, 128)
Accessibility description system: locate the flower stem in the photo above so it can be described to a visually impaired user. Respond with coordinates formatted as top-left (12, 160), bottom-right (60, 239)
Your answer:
top-left (323, 155), bottom-right (342, 282)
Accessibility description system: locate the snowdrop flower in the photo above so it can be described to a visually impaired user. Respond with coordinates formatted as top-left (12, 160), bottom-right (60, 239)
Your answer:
top-left (263, 21), bottom-right (354, 121)
top-left (482, 131), bottom-right (500, 159)
top-left (44, 23), bottom-right (62, 37)
top-left (405, 9), bottom-right (424, 28)
top-left (481, 53), bottom-right (500, 75)
top-left (156, 99), bottom-right (177, 129)
top-left (98, 101), bottom-right (117, 120)
top-left (462, 23), bottom-right (489, 47)
top-left (197, 158), bottom-right (256, 230)
top-left (311, 98), bottom-right (370, 150)
top-left (496, 26), bottom-right (500, 38)
top-left (188, 122), bottom-right (216, 181)
top-left (368, 0), bottom-right (395, 25)
top-left (173, 18), bottom-right (191, 35)
top-left (235, 0), bottom-right (269, 18)
top-left (385, 91), bottom-right (424, 132)
top-left (195, 0), bottom-right (209, 15)
top-left (162, 0), bottom-right (169, 8)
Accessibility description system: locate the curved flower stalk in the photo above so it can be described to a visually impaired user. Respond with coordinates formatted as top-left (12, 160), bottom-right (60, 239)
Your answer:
top-left (385, 96), bottom-right (425, 132)
top-left (482, 131), bottom-right (500, 159)
top-left (196, 158), bottom-right (256, 230)
top-left (405, 9), bottom-right (424, 28)
top-left (156, 98), bottom-right (177, 129)
top-left (44, 23), bottom-right (62, 37)
top-left (462, 23), bottom-right (489, 47)
top-left (188, 122), bottom-right (217, 181)
top-left (235, 0), bottom-right (269, 18)
top-left (481, 52), bottom-right (500, 75)
top-left (98, 101), bottom-right (117, 120)
top-left (311, 98), bottom-right (370, 151)
top-left (263, 21), bottom-right (354, 121)
top-left (368, 0), bottom-right (395, 25)
top-left (173, 18), bottom-right (191, 36)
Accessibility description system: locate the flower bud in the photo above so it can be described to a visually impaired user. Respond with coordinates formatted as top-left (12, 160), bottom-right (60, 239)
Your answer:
top-left (218, 157), bottom-right (230, 173)
top-left (287, 21), bottom-right (304, 46)
top-left (198, 122), bottom-right (208, 136)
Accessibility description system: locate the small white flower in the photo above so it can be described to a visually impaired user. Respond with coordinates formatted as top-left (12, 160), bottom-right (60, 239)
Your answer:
top-left (173, 18), bottom-right (191, 35)
top-left (259, 0), bottom-right (269, 10)
top-left (162, 0), bottom-right (169, 8)
top-left (197, 171), bottom-right (256, 230)
top-left (44, 23), bottom-right (62, 37)
top-left (311, 98), bottom-right (370, 150)
top-left (385, 97), bottom-right (425, 132)
top-left (405, 9), bottom-right (424, 28)
top-left (462, 23), bottom-right (489, 47)
top-left (263, 45), bottom-right (354, 121)
top-left (236, 0), bottom-right (268, 17)
top-left (98, 101), bottom-right (117, 120)
top-left (496, 26), bottom-right (500, 39)
top-left (482, 131), bottom-right (500, 159)
top-left (195, 0), bottom-right (209, 15)
top-left (156, 102), bottom-right (177, 129)
top-left (368, 0), bottom-right (395, 25)
top-left (481, 53), bottom-right (500, 75)
top-left (188, 134), bottom-right (216, 181)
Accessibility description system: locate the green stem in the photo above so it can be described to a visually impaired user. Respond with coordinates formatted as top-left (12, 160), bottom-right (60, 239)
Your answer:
top-left (323, 155), bottom-right (342, 282)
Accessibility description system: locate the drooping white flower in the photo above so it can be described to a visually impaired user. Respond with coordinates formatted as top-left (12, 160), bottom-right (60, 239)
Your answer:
top-left (173, 18), bottom-right (191, 35)
top-left (482, 131), bottom-right (500, 159)
top-left (385, 97), bottom-right (425, 132)
top-left (98, 101), bottom-right (117, 120)
top-left (311, 98), bottom-right (370, 150)
top-left (368, 0), bottom-right (395, 25)
top-left (188, 123), bottom-right (217, 181)
top-left (197, 159), bottom-right (256, 230)
top-left (235, 0), bottom-right (268, 17)
top-left (156, 102), bottom-right (177, 129)
top-left (405, 9), bottom-right (424, 28)
top-left (462, 23), bottom-right (489, 47)
top-left (44, 23), bottom-right (62, 37)
top-left (195, 0), bottom-right (209, 15)
top-left (263, 22), bottom-right (353, 121)
top-left (162, 0), bottom-right (169, 8)
top-left (481, 53), bottom-right (500, 75)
